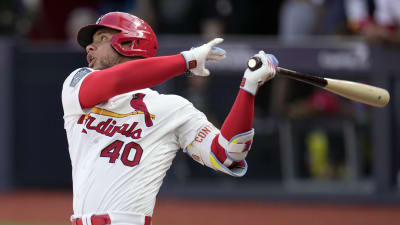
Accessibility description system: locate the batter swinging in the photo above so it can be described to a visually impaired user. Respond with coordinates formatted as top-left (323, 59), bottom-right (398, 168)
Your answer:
top-left (61, 12), bottom-right (278, 225)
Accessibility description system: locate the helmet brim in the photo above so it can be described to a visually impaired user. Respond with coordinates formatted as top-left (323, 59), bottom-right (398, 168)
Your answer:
top-left (77, 24), bottom-right (106, 48)
top-left (77, 24), bottom-right (122, 48)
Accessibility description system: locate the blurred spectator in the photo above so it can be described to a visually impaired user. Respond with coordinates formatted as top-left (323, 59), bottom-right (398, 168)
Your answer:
top-left (7, 0), bottom-right (43, 37)
top-left (150, 0), bottom-right (282, 38)
top-left (345, 0), bottom-right (400, 44)
top-left (28, 0), bottom-right (98, 41)
top-left (25, 0), bottom-right (148, 41)
top-left (0, 0), bottom-right (16, 34)
top-left (65, 7), bottom-right (98, 47)
top-left (277, 86), bottom-right (353, 120)
top-left (320, 0), bottom-right (351, 34)
top-left (135, 0), bottom-right (157, 32)
top-left (22, 0), bottom-right (284, 41)
top-left (174, 75), bottom-right (220, 127)
top-left (305, 129), bottom-right (330, 179)
top-left (150, 0), bottom-right (218, 35)
top-left (97, 0), bottom-right (137, 14)
top-left (267, 77), bottom-right (356, 181)
top-left (279, 0), bottom-right (358, 41)
top-left (279, 0), bottom-right (325, 42)
top-left (219, 0), bottom-right (282, 35)
top-left (184, 76), bottom-right (219, 126)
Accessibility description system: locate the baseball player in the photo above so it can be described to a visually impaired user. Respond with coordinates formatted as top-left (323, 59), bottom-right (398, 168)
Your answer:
top-left (62, 12), bottom-right (278, 225)
top-left (346, 0), bottom-right (400, 43)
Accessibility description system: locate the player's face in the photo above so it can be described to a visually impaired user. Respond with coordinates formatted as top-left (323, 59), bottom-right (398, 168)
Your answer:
top-left (86, 28), bottom-right (121, 70)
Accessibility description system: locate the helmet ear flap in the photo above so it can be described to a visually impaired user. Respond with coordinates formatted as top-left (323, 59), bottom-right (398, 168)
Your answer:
top-left (111, 32), bottom-right (157, 57)
top-left (110, 33), bottom-right (136, 57)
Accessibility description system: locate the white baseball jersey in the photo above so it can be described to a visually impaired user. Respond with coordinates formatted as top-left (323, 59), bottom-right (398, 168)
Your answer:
top-left (62, 68), bottom-right (211, 218)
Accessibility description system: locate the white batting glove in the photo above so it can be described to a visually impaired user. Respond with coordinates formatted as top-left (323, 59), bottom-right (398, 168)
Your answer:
top-left (181, 38), bottom-right (226, 76)
top-left (240, 51), bottom-right (278, 95)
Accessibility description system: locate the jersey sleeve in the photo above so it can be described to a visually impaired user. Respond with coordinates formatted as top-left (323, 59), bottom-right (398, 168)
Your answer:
top-left (61, 67), bottom-right (94, 118)
top-left (174, 98), bottom-right (248, 177)
top-left (174, 100), bottom-right (210, 149)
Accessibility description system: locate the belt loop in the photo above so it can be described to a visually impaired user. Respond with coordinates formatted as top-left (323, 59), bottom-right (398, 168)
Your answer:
top-left (82, 214), bottom-right (93, 225)
top-left (71, 215), bottom-right (78, 225)
top-left (70, 216), bottom-right (75, 224)
top-left (145, 216), bottom-right (152, 225)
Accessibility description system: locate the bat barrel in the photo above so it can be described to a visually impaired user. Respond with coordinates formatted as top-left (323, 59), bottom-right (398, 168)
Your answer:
top-left (324, 78), bottom-right (390, 107)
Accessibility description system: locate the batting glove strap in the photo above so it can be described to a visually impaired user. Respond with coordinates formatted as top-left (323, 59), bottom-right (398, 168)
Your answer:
top-left (240, 78), bottom-right (259, 96)
top-left (180, 50), bottom-right (198, 71)
top-left (180, 38), bottom-right (225, 76)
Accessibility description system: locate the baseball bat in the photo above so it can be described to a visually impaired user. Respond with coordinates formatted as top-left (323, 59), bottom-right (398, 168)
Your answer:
top-left (247, 57), bottom-right (390, 107)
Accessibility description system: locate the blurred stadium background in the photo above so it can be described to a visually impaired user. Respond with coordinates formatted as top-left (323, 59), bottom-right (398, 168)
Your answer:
top-left (0, 0), bottom-right (400, 225)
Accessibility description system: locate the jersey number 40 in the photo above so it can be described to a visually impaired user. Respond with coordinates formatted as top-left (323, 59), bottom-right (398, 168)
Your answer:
top-left (100, 140), bottom-right (143, 167)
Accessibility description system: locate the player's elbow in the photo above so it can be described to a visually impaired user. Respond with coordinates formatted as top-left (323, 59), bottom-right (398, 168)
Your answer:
top-left (214, 129), bottom-right (255, 165)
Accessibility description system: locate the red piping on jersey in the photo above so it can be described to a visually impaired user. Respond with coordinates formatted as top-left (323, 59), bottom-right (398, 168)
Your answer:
top-left (79, 54), bottom-right (186, 108)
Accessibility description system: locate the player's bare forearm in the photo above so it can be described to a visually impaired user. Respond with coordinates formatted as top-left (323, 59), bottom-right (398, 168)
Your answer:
top-left (79, 54), bottom-right (186, 108)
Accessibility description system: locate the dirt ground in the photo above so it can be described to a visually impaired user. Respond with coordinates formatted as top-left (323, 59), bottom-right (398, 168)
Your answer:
top-left (1, 190), bottom-right (400, 225)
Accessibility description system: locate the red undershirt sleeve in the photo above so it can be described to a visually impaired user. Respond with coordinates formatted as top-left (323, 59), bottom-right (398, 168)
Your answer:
top-left (79, 54), bottom-right (187, 108)
top-left (220, 89), bottom-right (254, 138)
top-left (211, 89), bottom-right (255, 165)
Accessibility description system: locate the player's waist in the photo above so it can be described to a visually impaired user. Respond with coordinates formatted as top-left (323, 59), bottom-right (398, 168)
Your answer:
top-left (71, 211), bottom-right (151, 225)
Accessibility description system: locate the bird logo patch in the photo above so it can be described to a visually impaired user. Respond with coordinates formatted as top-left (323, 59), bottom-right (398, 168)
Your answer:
top-left (130, 93), bottom-right (153, 127)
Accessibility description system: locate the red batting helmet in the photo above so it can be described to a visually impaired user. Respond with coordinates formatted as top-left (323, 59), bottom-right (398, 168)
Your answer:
top-left (77, 12), bottom-right (158, 58)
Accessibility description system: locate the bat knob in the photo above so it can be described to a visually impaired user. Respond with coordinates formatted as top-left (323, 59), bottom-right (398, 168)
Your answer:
top-left (248, 56), bottom-right (262, 71)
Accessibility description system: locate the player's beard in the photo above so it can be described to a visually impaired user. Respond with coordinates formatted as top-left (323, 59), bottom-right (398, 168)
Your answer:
top-left (97, 54), bottom-right (120, 70)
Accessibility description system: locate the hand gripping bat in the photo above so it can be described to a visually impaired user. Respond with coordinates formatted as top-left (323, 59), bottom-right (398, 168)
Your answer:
top-left (248, 56), bottom-right (390, 107)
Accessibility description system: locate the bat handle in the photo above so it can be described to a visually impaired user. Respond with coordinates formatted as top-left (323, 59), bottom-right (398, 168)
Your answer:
top-left (247, 56), bottom-right (262, 71)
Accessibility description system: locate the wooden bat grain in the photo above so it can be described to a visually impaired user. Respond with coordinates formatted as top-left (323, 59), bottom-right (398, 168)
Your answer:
top-left (276, 67), bottom-right (390, 107)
